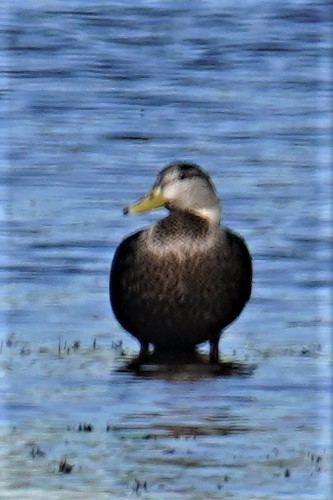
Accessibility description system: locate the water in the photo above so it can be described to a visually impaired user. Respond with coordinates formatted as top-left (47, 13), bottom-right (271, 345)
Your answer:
top-left (1, 0), bottom-right (332, 498)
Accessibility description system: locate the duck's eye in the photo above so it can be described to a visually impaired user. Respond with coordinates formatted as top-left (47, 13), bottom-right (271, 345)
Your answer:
top-left (178, 171), bottom-right (187, 180)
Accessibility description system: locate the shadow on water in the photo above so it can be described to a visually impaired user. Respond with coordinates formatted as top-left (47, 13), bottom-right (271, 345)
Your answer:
top-left (116, 351), bottom-right (257, 380)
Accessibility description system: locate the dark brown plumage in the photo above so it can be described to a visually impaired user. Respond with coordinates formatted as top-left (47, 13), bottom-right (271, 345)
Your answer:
top-left (110, 162), bottom-right (252, 363)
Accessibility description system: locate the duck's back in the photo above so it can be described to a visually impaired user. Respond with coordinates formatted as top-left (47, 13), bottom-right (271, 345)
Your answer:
top-left (110, 212), bottom-right (252, 350)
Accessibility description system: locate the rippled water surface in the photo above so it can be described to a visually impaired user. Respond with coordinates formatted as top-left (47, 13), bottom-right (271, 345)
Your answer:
top-left (1, 1), bottom-right (332, 498)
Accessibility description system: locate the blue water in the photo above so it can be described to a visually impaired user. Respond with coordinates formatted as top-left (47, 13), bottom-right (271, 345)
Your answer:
top-left (1, 1), bottom-right (332, 498)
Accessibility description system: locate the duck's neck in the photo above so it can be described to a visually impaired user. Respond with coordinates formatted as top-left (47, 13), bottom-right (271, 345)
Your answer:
top-left (167, 206), bottom-right (221, 225)
top-left (192, 205), bottom-right (221, 225)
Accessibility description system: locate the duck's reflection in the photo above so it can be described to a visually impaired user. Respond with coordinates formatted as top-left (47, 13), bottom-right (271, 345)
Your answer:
top-left (117, 351), bottom-right (256, 380)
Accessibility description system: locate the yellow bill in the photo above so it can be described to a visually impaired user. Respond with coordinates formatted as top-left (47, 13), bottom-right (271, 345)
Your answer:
top-left (123, 186), bottom-right (167, 215)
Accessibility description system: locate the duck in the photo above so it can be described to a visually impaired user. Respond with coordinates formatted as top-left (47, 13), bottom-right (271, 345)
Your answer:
top-left (110, 161), bottom-right (252, 363)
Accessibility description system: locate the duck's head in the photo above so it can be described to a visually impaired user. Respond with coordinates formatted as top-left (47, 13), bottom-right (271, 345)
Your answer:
top-left (124, 161), bottom-right (221, 224)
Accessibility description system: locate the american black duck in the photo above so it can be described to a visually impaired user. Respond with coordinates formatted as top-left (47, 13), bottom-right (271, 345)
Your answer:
top-left (110, 161), bottom-right (252, 363)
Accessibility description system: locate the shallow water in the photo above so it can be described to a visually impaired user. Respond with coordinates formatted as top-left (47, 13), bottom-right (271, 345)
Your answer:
top-left (1, 0), bottom-right (332, 498)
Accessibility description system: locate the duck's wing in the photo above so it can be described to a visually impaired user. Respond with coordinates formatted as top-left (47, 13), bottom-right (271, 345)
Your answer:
top-left (109, 230), bottom-right (143, 334)
top-left (218, 228), bottom-right (252, 325)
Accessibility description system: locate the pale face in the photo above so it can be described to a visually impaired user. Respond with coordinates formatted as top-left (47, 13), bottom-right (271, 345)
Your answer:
top-left (125, 162), bottom-right (221, 224)
top-left (155, 164), bottom-right (221, 223)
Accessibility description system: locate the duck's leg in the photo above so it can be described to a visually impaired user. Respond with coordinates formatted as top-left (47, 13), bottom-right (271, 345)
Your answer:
top-left (209, 335), bottom-right (220, 364)
top-left (139, 340), bottom-right (149, 360)
top-left (127, 341), bottom-right (149, 371)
